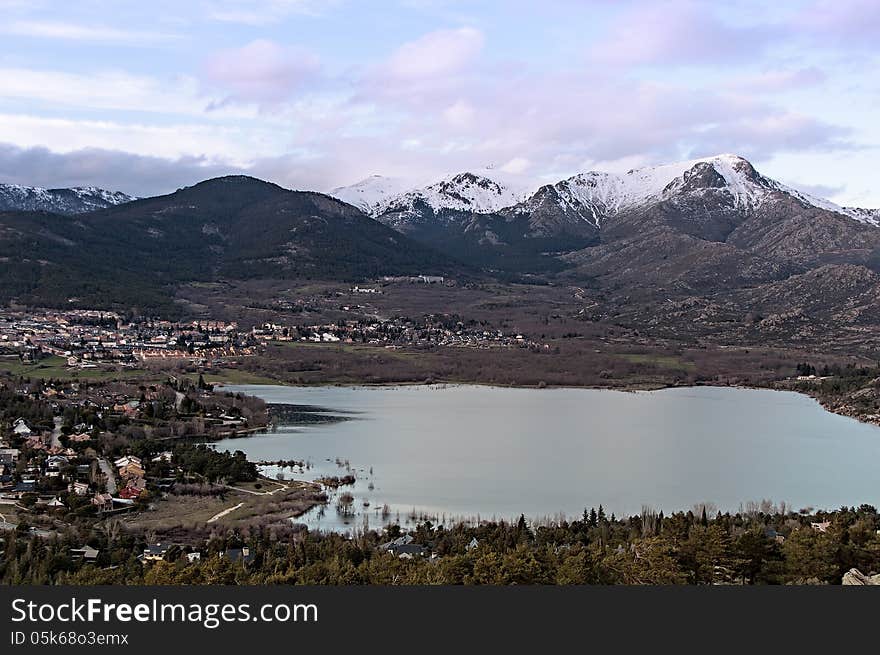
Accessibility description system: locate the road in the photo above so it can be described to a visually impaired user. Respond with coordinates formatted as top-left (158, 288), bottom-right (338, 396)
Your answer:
top-left (50, 416), bottom-right (62, 449)
top-left (98, 458), bottom-right (117, 495)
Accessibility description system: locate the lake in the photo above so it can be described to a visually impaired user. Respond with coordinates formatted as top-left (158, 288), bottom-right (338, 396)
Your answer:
top-left (212, 384), bottom-right (880, 531)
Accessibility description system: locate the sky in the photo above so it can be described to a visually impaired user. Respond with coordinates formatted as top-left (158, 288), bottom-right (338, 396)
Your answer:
top-left (0, 0), bottom-right (877, 206)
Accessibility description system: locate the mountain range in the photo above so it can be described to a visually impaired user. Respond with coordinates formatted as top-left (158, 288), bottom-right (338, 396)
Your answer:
top-left (2, 154), bottom-right (880, 328)
top-left (0, 177), bottom-right (456, 314)
top-left (0, 183), bottom-right (135, 215)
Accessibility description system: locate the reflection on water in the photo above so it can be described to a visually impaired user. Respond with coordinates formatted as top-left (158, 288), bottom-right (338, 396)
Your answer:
top-left (212, 384), bottom-right (880, 533)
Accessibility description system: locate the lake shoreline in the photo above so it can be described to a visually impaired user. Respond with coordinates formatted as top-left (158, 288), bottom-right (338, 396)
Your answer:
top-left (212, 383), bottom-right (880, 529)
top-left (218, 377), bottom-right (878, 430)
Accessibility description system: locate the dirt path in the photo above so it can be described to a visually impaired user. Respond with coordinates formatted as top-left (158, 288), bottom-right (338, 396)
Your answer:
top-left (224, 479), bottom-right (289, 496)
top-left (207, 502), bottom-right (244, 523)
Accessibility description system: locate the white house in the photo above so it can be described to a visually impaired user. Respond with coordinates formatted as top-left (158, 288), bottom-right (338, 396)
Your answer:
top-left (12, 419), bottom-right (32, 437)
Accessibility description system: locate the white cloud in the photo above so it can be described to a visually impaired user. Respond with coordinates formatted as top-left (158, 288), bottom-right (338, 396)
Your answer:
top-left (0, 113), bottom-right (279, 166)
top-left (0, 20), bottom-right (179, 44)
top-left (729, 68), bottom-right (827, 94)
top-left (204, 39), bottom-right (321, 103)
top-left (386, 27), bottom-right (484, 79)
top-left (205, 0), bottom-right (333, 24)
top-left (0, 67), bottom-right (254, 118)
top-left (499, 157), bottom-right (530, 174)
top-left (442, 100), bottom-right (475, 127)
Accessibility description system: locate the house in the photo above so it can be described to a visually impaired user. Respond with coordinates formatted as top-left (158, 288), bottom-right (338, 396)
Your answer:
top-left (143, 543), bottom-right (171, 561)
top-left (25, 436), bottom-right (46, 450)
top-left (379, 534), bottom-right (428, 558)
top-left (12, 480), bottom-right (36, 494)
top-left (91, 493), bottom-right (113, 511)
top-left (186, 552), bottom-right (201, 563)
top-left (46, 455), bottom-right (69, 471)
top-left (0, 448), bottom-right (19, 464)
top-left (118, 462), bottom-right (145, 479)
top-left (811, 521), bottom-right (832, 533)
top-left (466, 537), bottom-right (480, 551)
top-left (70, 545), bottom-right (99, 562)
top-left (389, 543), bottom-right (428, 559)
top-left (46, 497), bottom-right (65, 509)
top-left (380, 534), bottom-right (413, 550)
top-left (12, 419), bottom-right (32, 437)
top-left (69, 481), bottom-right (89, 496)
top-left (113, 455), bottom-right (142, 469)
top-left (112, 400), bottom-right (140, 416)
top-left (118, 486), bottom-right (143, 500)
top-left (221, 547), bottom-right (254, 565)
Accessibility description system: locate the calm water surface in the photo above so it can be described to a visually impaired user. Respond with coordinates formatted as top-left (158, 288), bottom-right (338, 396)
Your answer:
top-left (213, 385), bottom-right (880, 531)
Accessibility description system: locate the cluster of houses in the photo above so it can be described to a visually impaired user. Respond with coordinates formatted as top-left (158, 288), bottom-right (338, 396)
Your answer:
top-left (0, 410), bottom-right (169, 515)
top-left (1, 419), bottom-right (89, 498)
top-left (252, 315), bottom-right (542, 351)
top-left (378, 534), bottom-right (479, 560)
top-left (0, 309), bottom-right (258, 368)
top-left (114, 454), bottom-right (147, 500)
top-left (139, 542), bottom-right (253, 566)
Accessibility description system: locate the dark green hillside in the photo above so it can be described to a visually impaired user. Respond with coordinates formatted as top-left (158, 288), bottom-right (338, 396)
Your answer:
top-left (0, 176), bottom-right (463, 315)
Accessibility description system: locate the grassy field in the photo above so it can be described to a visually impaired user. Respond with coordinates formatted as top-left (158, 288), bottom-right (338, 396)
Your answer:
top-left (189, 368), bottom-right (280, 386)
top-left (122, 480), bottom-right (325, 535)
top-left (277, 340), bottom-right (425, 361)
top-left (0, 355), bottom-right (150, 381)
top-left (0, 354), bottom-right (279, 386)
top-left (616, 353), bottom-right (697, 372)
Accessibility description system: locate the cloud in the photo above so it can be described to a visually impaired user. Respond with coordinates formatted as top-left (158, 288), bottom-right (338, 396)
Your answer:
top-left (0, 20), bottom-right (178, 44)
top-left (798, 0), bottom-right (880, 45)
top-left (729, 67), bottom-right (827, 94)
top-left (499, 157), bottom-right (530, 174)
top-left (591, 1), bottom-right (776, 66)
top-left (204, 39), bottom-right (321, 104)
top-left (0, 143), bottom-right (239, 197)
top-left (386, 27), bottom-right (484, 79)
top-left (205, 0), bottom-right (334, 24)
top-left (785, 181), bottom-right (847, 199)
top-left (0, 113), bottom-right (274, 166)
top-left (0, 2), bottom-right (868, 203)
top-left (0, 67), bottom-right (254, 118)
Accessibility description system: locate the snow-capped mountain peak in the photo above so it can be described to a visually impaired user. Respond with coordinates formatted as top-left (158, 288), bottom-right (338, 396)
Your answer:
top-left (330, 154), bottom-right (879, 230)
top-left (0, 183), bottom-right (136, 215)
top-left (328, 175), bottom-right (412, 215)
top-left (329, 167), bottom-right (533, 217)
top-left (409, 170), bottom-right (532, 214)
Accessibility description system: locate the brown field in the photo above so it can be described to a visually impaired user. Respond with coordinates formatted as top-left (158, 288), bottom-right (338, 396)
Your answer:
top-left (119, 479), bottom-right (326, 540)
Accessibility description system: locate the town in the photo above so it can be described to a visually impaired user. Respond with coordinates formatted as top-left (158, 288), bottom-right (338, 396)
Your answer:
top-left (0, 309), bottom-right (254, 369)
top-left (252, 313), bottom-right (545, 350)
top-left (0, 307), bottom-right (546, 375)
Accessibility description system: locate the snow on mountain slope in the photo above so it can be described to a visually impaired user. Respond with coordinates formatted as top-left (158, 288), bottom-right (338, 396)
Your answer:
top-left (770, 184), bottom-right (880, 227)
top-left (328, 175), bottom-right (412, 215)
top-left (403, 169), bottom-right (532, 214)
top-left (841, 207), bottom-right (880, 226)
top-left (331, 168), bottom-right (533, 216)
top-left (544, 154), bottom-right (770, 224)
top-left (0, 183), bottom-right (136, 214)
top-left (330, 155), bottom-right (879, 229)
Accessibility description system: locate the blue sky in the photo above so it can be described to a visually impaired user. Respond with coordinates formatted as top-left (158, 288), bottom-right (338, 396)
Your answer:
top-left (0, 0), bottom-right (877, 206)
